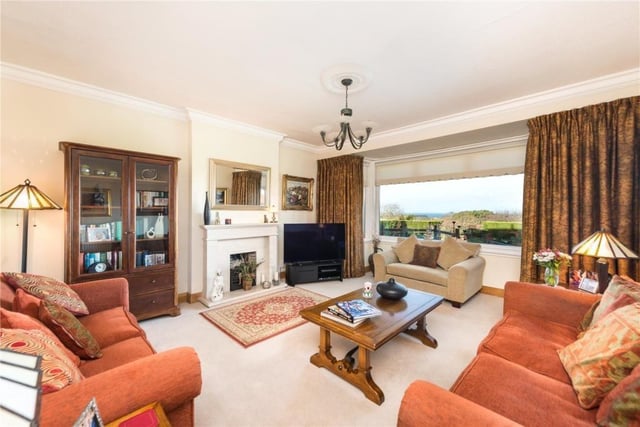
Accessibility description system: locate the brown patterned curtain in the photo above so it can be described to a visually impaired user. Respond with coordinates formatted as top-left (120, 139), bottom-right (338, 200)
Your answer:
top-left (231, 171), bottom-right (262, 205)
top-left (317, 155), bottom-right (365, 278)
top-left (521, 96), bottom-right (640, 283)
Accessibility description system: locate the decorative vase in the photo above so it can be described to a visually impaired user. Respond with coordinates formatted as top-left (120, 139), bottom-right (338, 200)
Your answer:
top-left (376, 277), bottom-right (408, 300)
top-left (203, 192), bottom-right (211, 225)
top-left (544, 266), bottom-right (560, 287)
top-left (154, 213), bottom-right (164, 238)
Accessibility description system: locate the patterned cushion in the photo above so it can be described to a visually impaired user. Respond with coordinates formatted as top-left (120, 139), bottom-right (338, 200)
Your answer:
top-left (0, 328), bottom-right (84, 393)
top-left (409, 245), bottom-right (440, 268)
top-left (12, 288), bottom-right (41, 319)
top-left (596, 363), bottom-right (640, 426)
top-left (590, 275), bottom-right (640, 328)
top-left (2, 273), bottom-right (89, 315)
top-left (558, 302), bottom-right (640, 409)
top-left (393, 235), bottom-right (419, 264)
top-left (437, 237), bottom-right (474, 270)
top-left (39, 300), bottom-right (102, 359)
top-left (0, 307), bottom-right (80, 366)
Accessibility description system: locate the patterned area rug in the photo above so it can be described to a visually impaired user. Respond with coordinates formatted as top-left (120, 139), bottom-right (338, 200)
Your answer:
top-left (200, 286), bottom-right (328, 347)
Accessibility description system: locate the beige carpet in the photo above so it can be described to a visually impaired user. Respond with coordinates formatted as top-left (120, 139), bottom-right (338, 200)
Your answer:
top-left (200, 287), bottom-right (329, 347)
top-left (141, 275), bottom-right (504, 427)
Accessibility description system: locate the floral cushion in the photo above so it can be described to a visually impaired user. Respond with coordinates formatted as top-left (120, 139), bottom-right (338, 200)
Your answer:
top-left (437, 237), bottom-right (474, 270)
top-left (0, 307), bottom-right (80, 366)
top-left (596, 363), bottom-right (640, 426)
top-left (393, 235), bottom-right (419, 264)
top-left (558, 302), bottom-right (640, 409)
top-left (410, 245), bottom-right (440, 268)
top-left (589, 275), bottom-right (640, 328)
top-left (38, 300), bottom-right (102, 359)
top-left (2, 273), bottom-right (89, 315)
top-left (0, 328), bottom-right (84, 393)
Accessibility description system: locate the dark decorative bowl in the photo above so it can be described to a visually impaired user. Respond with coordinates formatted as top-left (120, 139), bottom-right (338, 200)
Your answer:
top-left (376, 278), bottom-right (408, 300)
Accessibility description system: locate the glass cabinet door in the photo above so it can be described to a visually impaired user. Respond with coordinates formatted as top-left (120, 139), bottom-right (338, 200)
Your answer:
top-left (133, 160), bottom-right (171, 270)
top-left (78, 155), bottom-right (125, 276)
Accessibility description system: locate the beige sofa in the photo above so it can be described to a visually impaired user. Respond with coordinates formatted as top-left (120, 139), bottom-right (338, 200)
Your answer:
top-left (373, 236), bottom-right (485, 307)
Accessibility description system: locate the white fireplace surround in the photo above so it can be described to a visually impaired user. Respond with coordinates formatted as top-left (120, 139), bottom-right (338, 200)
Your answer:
top-left (202, 224), bottom-right (278, 295)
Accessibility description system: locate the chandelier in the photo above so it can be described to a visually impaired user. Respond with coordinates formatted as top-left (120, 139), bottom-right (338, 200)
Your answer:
top-left (320, 78), bottom-right (372, 151)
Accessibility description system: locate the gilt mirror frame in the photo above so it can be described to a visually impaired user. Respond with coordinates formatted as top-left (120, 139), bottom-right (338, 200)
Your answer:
top-left (209, 159), bottom-right (270, 210)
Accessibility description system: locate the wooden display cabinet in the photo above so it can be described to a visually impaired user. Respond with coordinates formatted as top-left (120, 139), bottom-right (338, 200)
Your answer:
top-left (60, 142), bottom-right (180, 320)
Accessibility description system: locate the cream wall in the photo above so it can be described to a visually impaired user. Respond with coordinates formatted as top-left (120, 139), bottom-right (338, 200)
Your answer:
top-left (0, 79), bottom-right (191, 290)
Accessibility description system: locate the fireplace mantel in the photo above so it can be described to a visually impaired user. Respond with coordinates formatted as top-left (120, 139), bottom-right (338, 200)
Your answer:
top-left (202, 223), bottom-right (278, 297)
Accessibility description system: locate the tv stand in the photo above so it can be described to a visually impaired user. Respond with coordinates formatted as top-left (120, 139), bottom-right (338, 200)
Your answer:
top-left (286, 260), bottom-right (344, 286)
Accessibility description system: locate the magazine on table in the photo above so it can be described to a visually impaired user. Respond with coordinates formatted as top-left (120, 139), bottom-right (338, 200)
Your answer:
top-left (336, 299), bottom-right (382, 321)
top-left (321, 309), bottom-right (366, 327)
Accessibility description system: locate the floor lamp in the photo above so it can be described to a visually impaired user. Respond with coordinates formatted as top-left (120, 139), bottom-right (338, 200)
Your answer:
top-left (571, 230), bottom-right (639, 293)
top-left (0, 179), bottom-right (62, 273)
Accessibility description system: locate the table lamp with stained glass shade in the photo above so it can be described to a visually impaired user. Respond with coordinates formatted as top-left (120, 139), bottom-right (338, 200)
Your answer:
top-left (571, 230), bottom-right (639, 293)
top-left (0, 179), bottom-right (62, 273)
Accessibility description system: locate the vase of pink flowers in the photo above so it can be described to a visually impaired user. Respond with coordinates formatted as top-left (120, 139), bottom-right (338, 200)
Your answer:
top-left (533, 248), bottom-right (572, 287)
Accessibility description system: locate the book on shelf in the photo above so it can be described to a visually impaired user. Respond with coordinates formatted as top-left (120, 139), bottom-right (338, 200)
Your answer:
top-left (336, 299), bottom-right (382, 321)
top-left (320, 309), bottom-right (366, 327)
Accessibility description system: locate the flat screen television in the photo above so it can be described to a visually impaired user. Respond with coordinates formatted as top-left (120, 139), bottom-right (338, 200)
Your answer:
top-left (283, 223), bottom-right (345, 264)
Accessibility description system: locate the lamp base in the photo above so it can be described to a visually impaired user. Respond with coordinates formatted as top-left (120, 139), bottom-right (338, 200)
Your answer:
top-left (596, 258), bottom-right (610, 294)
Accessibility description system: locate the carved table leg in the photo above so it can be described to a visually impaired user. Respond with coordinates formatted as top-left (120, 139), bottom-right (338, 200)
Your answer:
top-left (309, 328), bottom-right (385, 405)
top-left (403, 316), bottom-right (438, 348)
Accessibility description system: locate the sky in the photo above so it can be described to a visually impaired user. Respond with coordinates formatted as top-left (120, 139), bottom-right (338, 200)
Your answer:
top-left (379, 174), bottom-right (524, 214)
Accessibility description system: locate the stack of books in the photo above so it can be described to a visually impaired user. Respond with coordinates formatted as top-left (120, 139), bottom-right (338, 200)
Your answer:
top-left (321, 299), bottom-right (382, 327)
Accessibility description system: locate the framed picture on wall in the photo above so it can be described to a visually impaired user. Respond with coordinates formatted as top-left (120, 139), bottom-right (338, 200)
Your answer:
top-left (282, 174), bottom-right (314, 210)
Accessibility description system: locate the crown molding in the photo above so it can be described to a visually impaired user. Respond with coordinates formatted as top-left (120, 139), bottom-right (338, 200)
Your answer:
top-left (1, 62), bottom-right (189, 121)
top-left (3, 62), bottom-right (638, 152)
top-left (369, 68), bottom-right (640, 147)
top-left (373, 134), bottom-right (528, 165)
top-left (280, 137), bottom-right (325, 154)
top-left (187, 109), bottom-right (285, 141)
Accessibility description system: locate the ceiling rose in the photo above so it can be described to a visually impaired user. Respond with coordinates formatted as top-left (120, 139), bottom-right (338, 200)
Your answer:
top-left (321, 64), bottom-right (372, 94)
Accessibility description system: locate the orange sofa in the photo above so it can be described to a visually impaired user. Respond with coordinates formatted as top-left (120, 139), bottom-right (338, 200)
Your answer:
top-left (398, 280), bottom-right (639, 426)
top-left (1, 277), bottom-right (202, 426)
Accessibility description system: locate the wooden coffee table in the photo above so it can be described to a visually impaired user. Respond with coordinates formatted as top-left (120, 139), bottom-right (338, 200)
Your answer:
top-left (300, 288), bottom-right (443, 405)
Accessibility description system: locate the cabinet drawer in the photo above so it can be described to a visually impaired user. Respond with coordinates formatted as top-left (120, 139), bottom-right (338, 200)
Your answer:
top-left (130, 289), bottom-right (175, 316)
top-left (127, 272), bottom-right (174, 295)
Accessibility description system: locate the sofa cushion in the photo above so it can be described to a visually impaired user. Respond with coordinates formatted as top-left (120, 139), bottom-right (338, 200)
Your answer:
top-left (393, 235), bottom-right (419, 264)
top-left (451, 353), bottom-right (596, 426)
top-left (558, 302), bottom-right (640, 409)
top-left (0, 307), bottom-right (80, 366)
top-left (410, 245), bottom-right (440, 268)
top-left (78, 306), bottom-right (146, 348)
top-left (478, 310), bottom-right (575, 383)
top-left (2, 272), bottom-right (89, 315)
top-left (596, 363), bottom-right (640, 426)
top-left (78, 336), bottom-right (155, 378)
top-left (437, 238), bottom-right (474, 270)
top-left (589, 275), bottom-right (640, 329)
top-left (13, 288), bottom-right (42, 319)
top-left (387, 263), bottom-right (448, 286)
top-left (1, 328), bottom-right (84, 393)
top-left (39, 300), bottom-right (102, 359)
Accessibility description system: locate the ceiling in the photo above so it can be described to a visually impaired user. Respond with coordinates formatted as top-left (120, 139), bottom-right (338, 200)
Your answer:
top-left (2, 1), bottom-right (639, 157)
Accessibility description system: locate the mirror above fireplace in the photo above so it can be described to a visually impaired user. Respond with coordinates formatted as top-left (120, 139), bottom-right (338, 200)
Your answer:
top-left (209, 159), bottom-right (270, 210)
